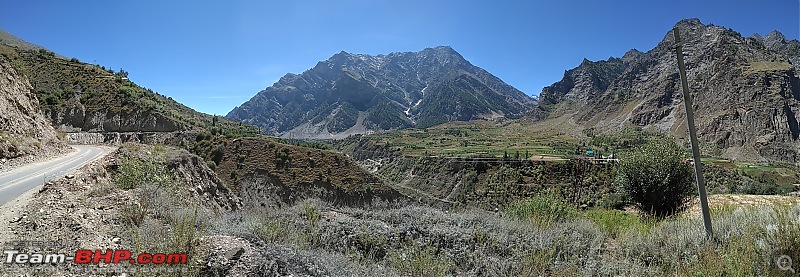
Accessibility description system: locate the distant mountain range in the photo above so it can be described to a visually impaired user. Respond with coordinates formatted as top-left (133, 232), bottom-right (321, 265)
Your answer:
top-left (531, 18), bottom-right (800, 162)
top-left (226, 46), bottom-right (537, 138)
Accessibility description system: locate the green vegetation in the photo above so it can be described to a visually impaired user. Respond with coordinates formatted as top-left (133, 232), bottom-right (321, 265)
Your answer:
top-left (701, 159), bottom-right (798, 195)
top-left (327, 102), bottom-right (359, 133)
top-left (615, 138), bottom-right (695, 217)
top-left (388, 245), bottom-right (452, 277)
top-left (587, 127), bottom-right (656, 155)
top-left (505, 191), bottom-right (579, 227)
top-left (116, 155), bottom-right (171, 190)
top-left (365, 101), bottom-right (413, 130)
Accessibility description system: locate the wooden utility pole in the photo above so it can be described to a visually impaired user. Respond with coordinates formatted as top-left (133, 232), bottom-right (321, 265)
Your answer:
top-left (673, 26), bottom-right (713, 238)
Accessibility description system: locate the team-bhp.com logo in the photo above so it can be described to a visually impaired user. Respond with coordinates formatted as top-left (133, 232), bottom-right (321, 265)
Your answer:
top-left (4, 249), bottom-right (187, 265)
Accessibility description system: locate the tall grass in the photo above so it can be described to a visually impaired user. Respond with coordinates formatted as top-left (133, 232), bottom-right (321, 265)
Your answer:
top-left (614, 204), bottom-right (800, 275)
top-left (584, 209), bottom-right (655, 238)
top-left (205, 197), bottom-right (800, 276)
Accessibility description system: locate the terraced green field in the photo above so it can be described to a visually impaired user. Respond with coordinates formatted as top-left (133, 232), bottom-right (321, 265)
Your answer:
top-left (360, 120), bottom-right (581, 159)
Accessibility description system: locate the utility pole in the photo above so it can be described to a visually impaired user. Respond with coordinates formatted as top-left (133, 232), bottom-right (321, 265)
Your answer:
top-left (673, 26), bottom-right (713, 238)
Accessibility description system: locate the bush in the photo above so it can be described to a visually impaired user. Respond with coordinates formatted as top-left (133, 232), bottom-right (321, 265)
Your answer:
top-left (744, 179), bottom-right (794, 195)
top-left (115, 156), bottom-right (172, 190)
top-left (615, 138), bottom-right (694, 218)
top-left (505, 191), bottom-right (578, 227)
top-left (120, 203), bottom-right (147, 226)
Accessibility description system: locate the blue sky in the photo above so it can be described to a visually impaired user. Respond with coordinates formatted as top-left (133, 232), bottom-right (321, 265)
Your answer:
top-left (1, 0), bottom-right (798, 116)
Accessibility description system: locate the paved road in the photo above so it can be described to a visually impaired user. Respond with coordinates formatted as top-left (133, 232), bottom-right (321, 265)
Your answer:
top-left (0, 145), bottom-right (107, 206)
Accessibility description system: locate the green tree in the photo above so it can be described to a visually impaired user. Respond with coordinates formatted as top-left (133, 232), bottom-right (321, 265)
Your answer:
top-left (116, 68), bottom-right (129, 78)
top-left (615, 137), bottom-right (694, 218)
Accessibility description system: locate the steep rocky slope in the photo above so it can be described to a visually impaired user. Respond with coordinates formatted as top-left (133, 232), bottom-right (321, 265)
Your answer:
top-left (533, 19), bottom-right (800, 162)
top-left (0, 55), bottom-right (66, 161)
top-left (227, 46), bottom-right (536, 138)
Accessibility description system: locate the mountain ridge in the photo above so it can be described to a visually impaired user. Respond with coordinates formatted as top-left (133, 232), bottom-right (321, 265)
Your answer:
top-left (226, 46), bottom-right (537, 138)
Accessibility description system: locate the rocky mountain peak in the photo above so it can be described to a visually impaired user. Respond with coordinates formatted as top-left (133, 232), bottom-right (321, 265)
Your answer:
top-left (763, 30), bottom-right (789, 49)
top-left (675, 18), bottom-right (704, 28)
top-left (420, 45), bottom-right (456, 54)
top-left (227, 46), bottom-right (535, 138)
top-left (751, 30), bottom-right (790, 48)
top-left (765, 30), bottom-right (787, 43)
top-left (621, 49), bottom-right (643, 62)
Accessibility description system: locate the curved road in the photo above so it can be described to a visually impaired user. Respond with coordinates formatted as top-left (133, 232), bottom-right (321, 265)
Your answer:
top-left (0, 145), bottom-right (107, 206)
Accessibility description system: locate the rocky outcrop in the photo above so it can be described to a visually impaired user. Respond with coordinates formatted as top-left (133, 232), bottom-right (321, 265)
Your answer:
top-left (0, 55), bottom-right (66, 160)
top-left (533, 18), bottom-right (800, 162)
top-left (227, 46), bottom-right (537, 138)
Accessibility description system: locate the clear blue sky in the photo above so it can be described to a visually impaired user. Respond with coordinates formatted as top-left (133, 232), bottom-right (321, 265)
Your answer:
top-left (1, 0), bottom-right (798, 116)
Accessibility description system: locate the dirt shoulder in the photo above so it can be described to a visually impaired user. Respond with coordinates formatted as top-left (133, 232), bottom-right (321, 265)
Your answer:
top-left (0, 146), bottom-right (115, 247)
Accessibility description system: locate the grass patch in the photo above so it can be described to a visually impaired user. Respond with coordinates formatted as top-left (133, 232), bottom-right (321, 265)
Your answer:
top-left (583, 209), bottom-right (654, 238)
top-left (616, 204), bottom-right (800, 275)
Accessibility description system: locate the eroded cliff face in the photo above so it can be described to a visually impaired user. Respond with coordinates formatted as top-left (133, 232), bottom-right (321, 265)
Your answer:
top-left (535, 19), bottom-right (800, 162)
top-left (169, 152), bottom-right (241, 211)
top-left (0, 56), bottom-right (65, 160)
top-left (54, 106), bottom-right (183, 133)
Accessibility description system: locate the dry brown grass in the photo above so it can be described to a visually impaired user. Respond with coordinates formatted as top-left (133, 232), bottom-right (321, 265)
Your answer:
top-left (685, 194), bottom-right (800, 214)
top-left (744, 61), bottom-right (792, 73)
